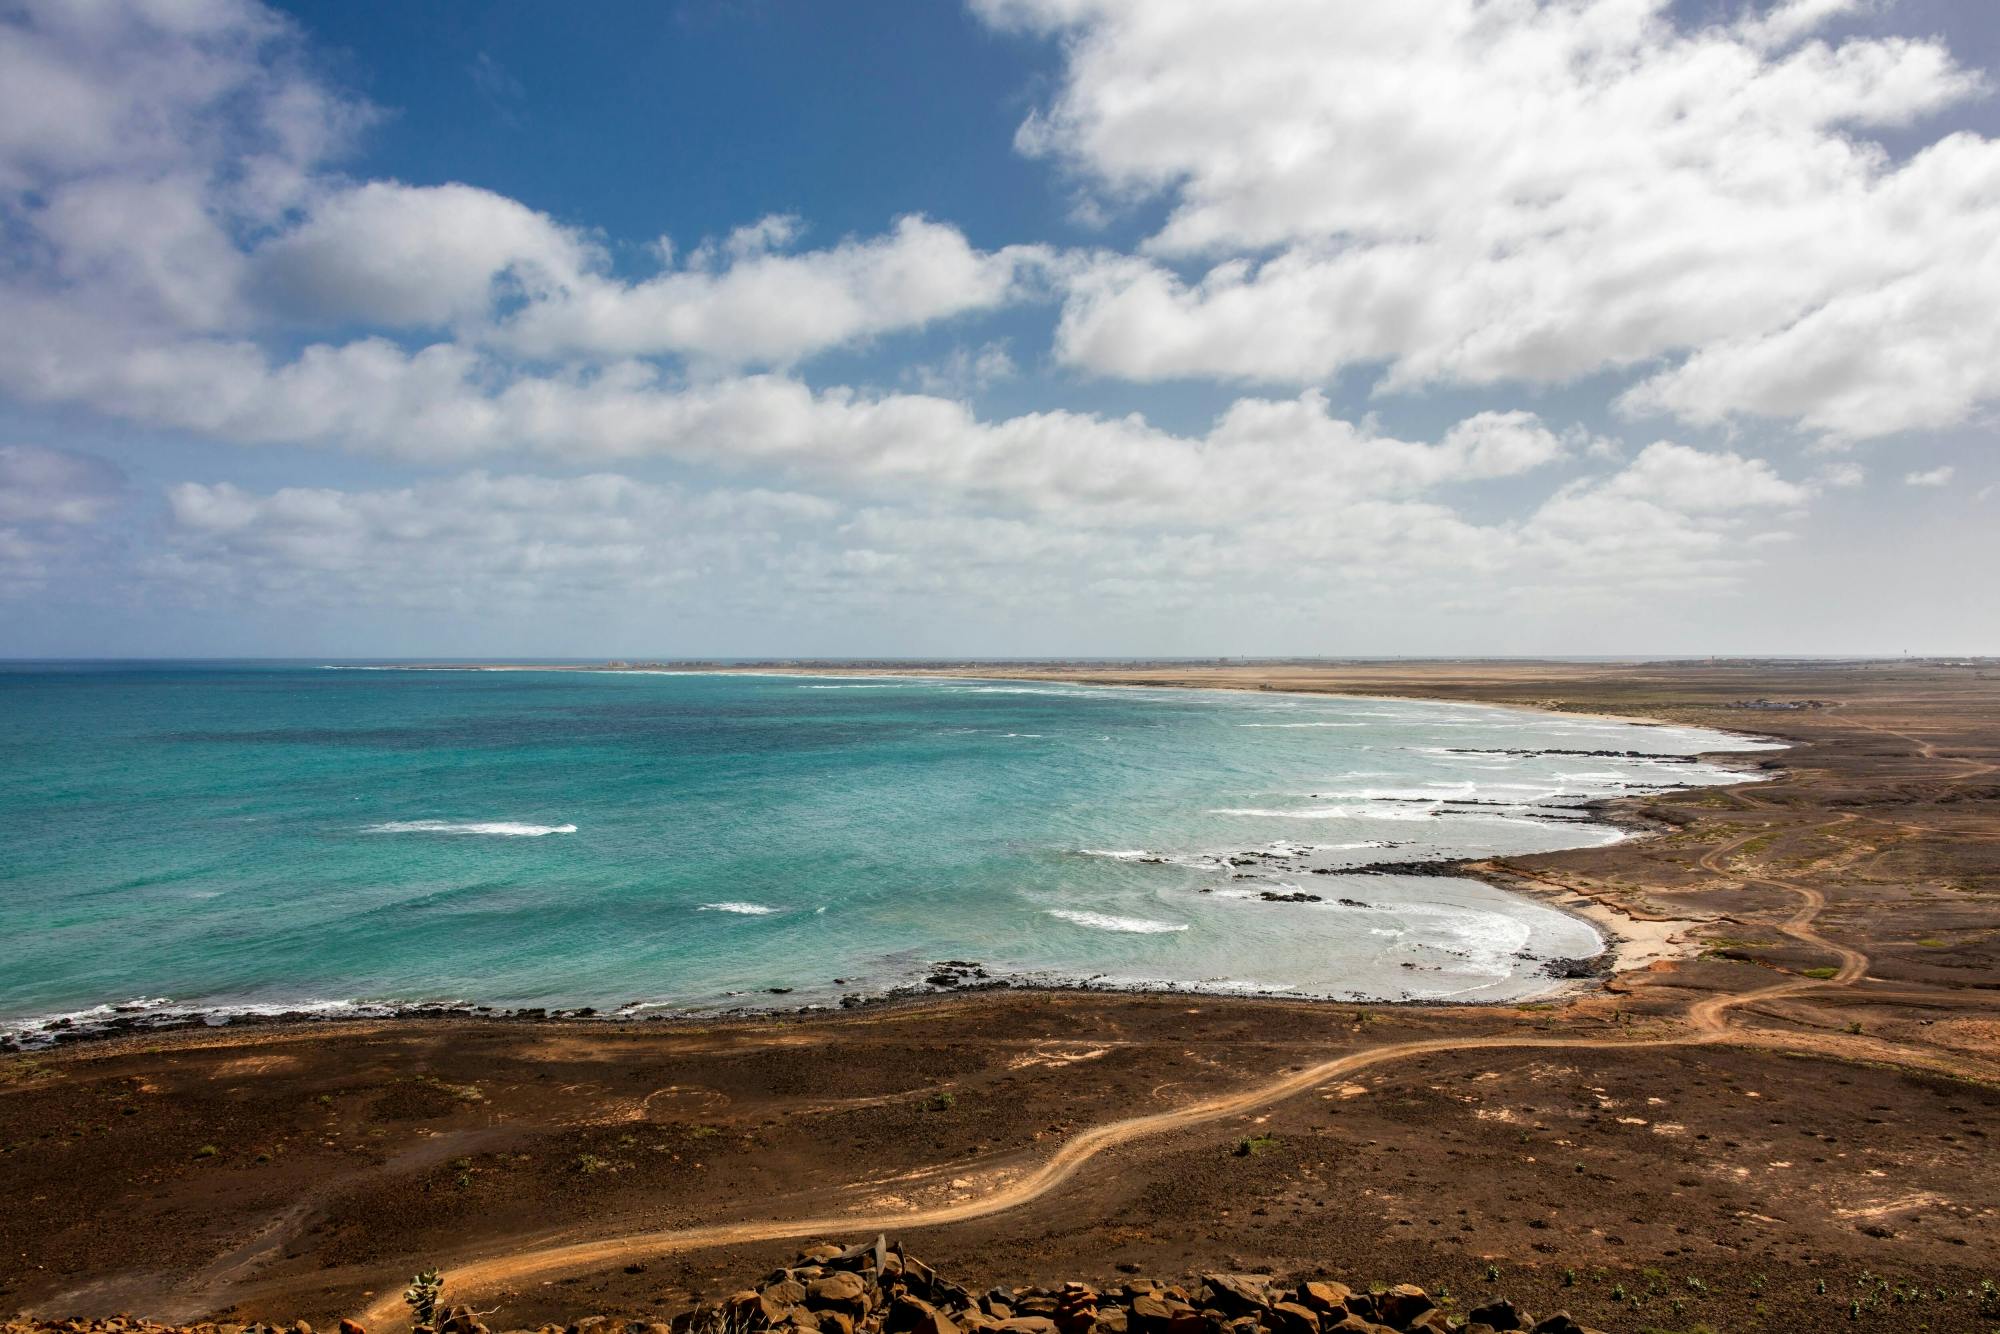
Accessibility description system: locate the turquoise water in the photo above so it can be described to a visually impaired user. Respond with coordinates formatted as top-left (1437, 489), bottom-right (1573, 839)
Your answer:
top-left (0, 664), bottom-right (1775, 1041)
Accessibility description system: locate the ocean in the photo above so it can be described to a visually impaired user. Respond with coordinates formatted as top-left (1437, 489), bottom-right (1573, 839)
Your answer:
top-left (0, 664), bottom-right (1778, 1043)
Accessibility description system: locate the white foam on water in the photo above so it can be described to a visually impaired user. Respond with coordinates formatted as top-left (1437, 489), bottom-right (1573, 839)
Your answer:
top-left (364, 820), bottom-right (576, 836)
top-left (1238, 721), bottom-right (1365, 728)
top-left (1047, 908), bottom-right (1189, 934)
top-left (1079, 848), bottom-right (1230, 870)
top-left (2, 995), bottom-right (409, 1049)
top-left (1210, 804), bottom-right (1441, 821)
top-left (698, 901), bottom-right (781, 915)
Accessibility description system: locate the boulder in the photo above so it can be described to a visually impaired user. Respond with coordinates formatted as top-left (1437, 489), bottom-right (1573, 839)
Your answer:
top-left (1265, 1303), bottom-right (1319, 1334)
top-left (726, 1289), bottom-right (797, 1330)
top-left (1294, 1283), bottom-right (1350, 1318)
top-left (1195, 1276), bottom-right (1265, 1317)
top-left (1526, 1319), bottom-right (1600, 1334)
top-left (807, 1273), bottom-right (870, 1314)
top-left (887, 1298), bottom-right (958, 1334)
top-left (991, 1320), bottom-right (1059, 1334)
top-left (1372, 1287), bottom-right (1434, 1330)
top-left (1465, 1302), bottom-right (1526, 1332)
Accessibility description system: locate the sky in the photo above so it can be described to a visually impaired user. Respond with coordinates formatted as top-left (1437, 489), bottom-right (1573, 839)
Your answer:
top-left (0, 0), bottom-right (1996, 659)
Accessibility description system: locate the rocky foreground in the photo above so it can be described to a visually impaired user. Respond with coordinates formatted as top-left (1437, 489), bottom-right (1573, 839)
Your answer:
top-left (4, 1237), bottom-right (1609, 1334)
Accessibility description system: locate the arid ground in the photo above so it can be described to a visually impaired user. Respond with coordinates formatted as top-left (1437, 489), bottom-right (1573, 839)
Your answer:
top-left (4, 661), bottom-right (1997, 1331)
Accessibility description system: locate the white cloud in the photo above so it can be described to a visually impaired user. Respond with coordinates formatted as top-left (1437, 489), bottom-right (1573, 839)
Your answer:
top-left (142, 436), bottom-right (1809, 618)
top-left (156, 471), bottom-right (840, 608)
top-left (0, 312), bottom-right (1588, 524)
top-left (1526, 444), bottom-right (1808, 589)
top-left (0, 443), bottom-right (128, 593)
top-left (491, 214), bottom-right (1050, 365)
top-left (0, 3), bottom-right (1044, 376)
top-left (0, 443), bottom-right (125, 526)
top-left (0, 0), bottom-right (1855, 632)
top-left (1904, 465), bottom-right (1955, 487)
top-left (987, 0), bottom-right (2000, 439)
top-left (908, 340), bottom-right (1019, 397)
top-left (250, 181), bottom-right (596, 328)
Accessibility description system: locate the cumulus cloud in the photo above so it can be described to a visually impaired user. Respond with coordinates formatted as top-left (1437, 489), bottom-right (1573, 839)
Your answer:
top-left (1904, 465), bottom-right (1955, 487)
top-left (143, 435), bottom-right (1808, 618)
top-left (490, 214), bottom-right (1050, 365)
top-left (0, 0), bottom-right (1866, 632)
top-left (0, 316), bottom-right (1587, 524)
top-left (987, 0), bottom-right (2000, 439)
top-left (0, 2), bottom-right (1043, 378)
top-left (250, 181), bottom-right (597, 328)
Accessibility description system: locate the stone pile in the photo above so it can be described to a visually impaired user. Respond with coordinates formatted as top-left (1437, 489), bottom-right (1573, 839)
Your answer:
top-left (672, 1237), bottom-right (1610, 1334)
top-left (1, 1238), bottom-right (1612, 1334)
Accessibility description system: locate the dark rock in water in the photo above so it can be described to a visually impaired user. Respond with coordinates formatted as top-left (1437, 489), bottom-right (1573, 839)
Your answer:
top-left (767, 987), bottom-right (793, 995)
top-left (1257, 890), bottom-right (1322, 903)
top-left (1336, 898), bottom-right (1371, 908)
top-left (1543, 954), bottom-right (1609, 979)
top-left (926, 973), bottom-right (959, 987)
top-left (1349, 859), bottom-right (1467, 877)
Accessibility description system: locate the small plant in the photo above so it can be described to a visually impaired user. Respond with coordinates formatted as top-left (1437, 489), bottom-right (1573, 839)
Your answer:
top-left (1562, 1269), bottom-right (1576, 1287)
top-left (1485, 1265), bottom-right (1500, 1283)
top-left (1801, 967), bottom-right (1839, 980)
top-left (1233, 1134), bottom-right (1279, 1157)
top-left (1610, 1285), bottom-right (1627, 1303)
top-left (405, 1268), bottom-right (445, 1334)
top-left (1847, 1021), bottom-right (1864, 1035)
top-left (193, 1143), bottom-right (219, 1159)
top-left (927, 1091), bottom-right (956, 1111)
top-left (417, 1075), bottom-right (485, 1103)
top-left (574, 1152), bottom-right (615, 1174)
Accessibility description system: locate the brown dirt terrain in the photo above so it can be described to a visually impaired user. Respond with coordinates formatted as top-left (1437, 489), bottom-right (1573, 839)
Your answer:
top-left (3, 661), bottom-right (1998, 1333)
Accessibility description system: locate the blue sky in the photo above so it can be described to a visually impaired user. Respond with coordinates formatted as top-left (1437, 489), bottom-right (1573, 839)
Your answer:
top-left (0, 0), bottom-right (1995, 657)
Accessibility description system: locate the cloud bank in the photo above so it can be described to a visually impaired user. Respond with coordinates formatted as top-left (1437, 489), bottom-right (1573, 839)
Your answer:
top-left (1, 0), bottom-right (1992, 645)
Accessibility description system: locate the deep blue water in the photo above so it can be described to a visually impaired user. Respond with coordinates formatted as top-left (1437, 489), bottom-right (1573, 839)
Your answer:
top-left (0, 664), bottom-right (1775, 1041)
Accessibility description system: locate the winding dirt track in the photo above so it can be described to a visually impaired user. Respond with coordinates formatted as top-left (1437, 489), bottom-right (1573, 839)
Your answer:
top-left (355, 717), bottom-right (1982, 1329)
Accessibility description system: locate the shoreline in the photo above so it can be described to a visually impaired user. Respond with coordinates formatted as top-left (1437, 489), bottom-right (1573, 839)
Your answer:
top-left (6, 660), bottom-right (1995, 1333)
top-left (2, 672), bottom-right (1780, 1052)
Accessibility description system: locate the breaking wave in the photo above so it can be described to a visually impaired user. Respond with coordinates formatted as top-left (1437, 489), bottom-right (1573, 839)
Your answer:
top-left (364, 820), bottom-right (576, 837)
top-left (1047, 908), bottom-right (1190, 934)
